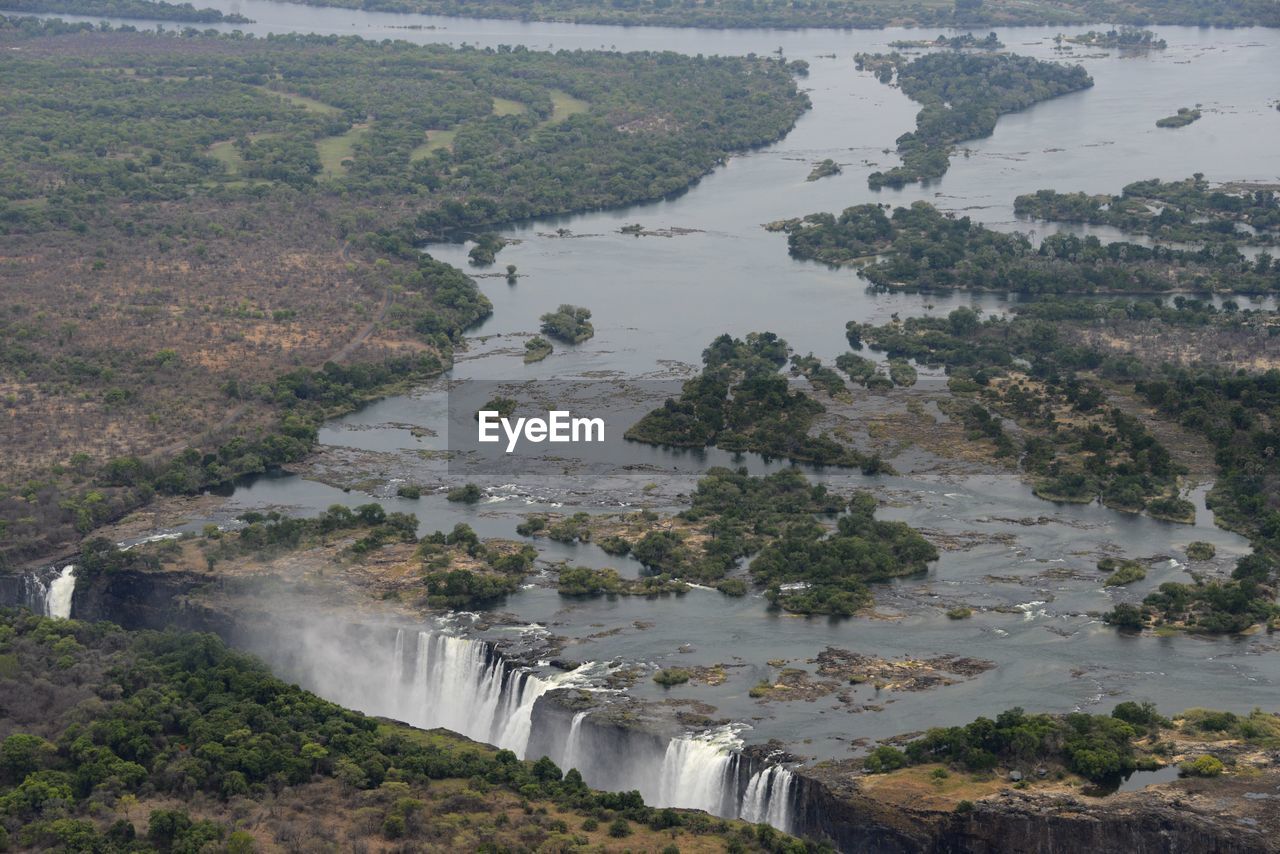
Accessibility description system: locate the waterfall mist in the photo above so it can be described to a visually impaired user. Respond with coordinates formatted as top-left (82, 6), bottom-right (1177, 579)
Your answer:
top-left (236, 618), bottom-right (797, 833)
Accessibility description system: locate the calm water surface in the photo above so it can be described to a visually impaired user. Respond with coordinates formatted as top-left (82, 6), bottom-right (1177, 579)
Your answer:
top-left (40, 2), bottom-right (1280, 757)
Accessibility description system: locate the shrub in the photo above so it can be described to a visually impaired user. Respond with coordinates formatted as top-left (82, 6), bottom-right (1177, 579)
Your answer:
top-left (608, 818), bottom-right (631, 838)
top-left (653, 668), bottom-right (691, 687)
top-left (1179, 754), bottom-right (1224, 778)
top-left (1102, 560), bottom-right (1146, 586)
top-left (863, 745), bottom-right (908, 773)
top-left (1185, 541), bottom-right (1216, 561)
top-left (446, 483), bottom-right (483, 504)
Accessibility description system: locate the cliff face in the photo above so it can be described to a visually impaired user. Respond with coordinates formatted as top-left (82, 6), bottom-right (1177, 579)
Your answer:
top-left (72, 568), bottom-right (237, 637)
top-left (8, 567), bottom-right (1276, 854)
top-left (790, 768), bottom-right (1280, 854)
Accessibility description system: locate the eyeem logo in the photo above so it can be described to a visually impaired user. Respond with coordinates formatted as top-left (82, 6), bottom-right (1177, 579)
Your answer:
top-left (478, 410), bottom-right (605, 453)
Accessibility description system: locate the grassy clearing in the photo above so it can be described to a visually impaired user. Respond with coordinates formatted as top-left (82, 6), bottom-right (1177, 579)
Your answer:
top-left (546, 89), bottom-right (590, 124)
top-left (251, 85), bottom-right (341, 115)
top-left (409, 128), bottom-right (457, 161)
top-left (316, 124), bottom-right (369, 176)
top-left (860, 764), bottom-right (1026, 810)
top-left (208, 139), bottom-right (245, 175)
top-left (492, 96), bottom-right (527, 116)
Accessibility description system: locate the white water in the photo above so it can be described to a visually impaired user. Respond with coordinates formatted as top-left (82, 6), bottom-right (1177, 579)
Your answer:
top-left (45, 566), bottom-right (75, 619)
top-left (741, 765), bottom-right (796, 831)
top-left (638, 726), bottom-right (796, 831)
top-left (656, 730), bottom-right (740, 814)
top-left (384, 628), bottom-right (587, 755)
top-left (248, 623), bottom-right (796, 832)
top-left (560, 710), bottom-right (589, 773)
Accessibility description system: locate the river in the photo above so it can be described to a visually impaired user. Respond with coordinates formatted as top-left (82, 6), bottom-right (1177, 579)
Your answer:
top-left (13, 0), bottom-right (1280, 830)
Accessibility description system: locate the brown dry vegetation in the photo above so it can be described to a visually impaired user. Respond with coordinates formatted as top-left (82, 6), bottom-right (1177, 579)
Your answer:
top-left (1, 198), bottom-right (414, 481)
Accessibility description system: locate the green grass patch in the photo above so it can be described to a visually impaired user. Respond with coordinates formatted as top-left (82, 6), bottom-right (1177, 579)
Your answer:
top-left (251, 85), bottom-right (341, 115)
top-left (410, 128), bottom-right (456, 161)
top-left (492, 96), bottom-right (527, 116)
top-left (208, 139), bottom-right (245, 175)
top-left (317, 124), bottom-right (369, 176)
top-left (546, 89), bottom-right (589, 125)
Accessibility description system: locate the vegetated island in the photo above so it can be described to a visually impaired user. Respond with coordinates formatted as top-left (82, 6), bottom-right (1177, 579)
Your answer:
top-left (0, 0), bottom-right (252, 22)
top-left (0, 18), bottom-right (808, 567)
top-left (523, 335), bottom-right (553, 363)
top-left (217, 0), bottom-right (1280, 30)
top-left (806, 158), bottom-right (842, 181)
top-left (518, 465), bottom-right (936, 616)
top-left (853, 52), bottom-right (1092, 189)
top-left (1014, 175), bottom-right (1280, 245)
top-left (0, 610), bottom-right (811, 852)
top-left (843, 297), bottom-right (1280, 634)
top-left (539, 304), bottom-right (594, 344)
top-left (625, 332), bottom-right (888, 470)
top-left (777, 200), bottom-right (1280, 293)
top-left (887, 31), bottom-right (1003, 50)
top-left (1058, 27), bottom-right (1167, 49)
top-left (847, 306), bottom-right (1194, 523)
top-left (467, 232), bottom-right (508, 266)
top-left (1157, 106), bottom-right (1202, 128)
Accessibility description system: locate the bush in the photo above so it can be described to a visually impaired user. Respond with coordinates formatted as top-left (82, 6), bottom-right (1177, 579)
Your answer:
top-left (715, 578), bottom-right (748, 596)
top-left (396, 484), bottom-right (421, 499)
top-left (653, 668), bottom-right (691, 687)
top-left (946, 606), bottom-right (973, 619)
top-left (608, 818), bottom-right (631, 838)
top-left (1185, 541), bottom-right (1216, 561)
top-left (1179, 754), bottom-right (1224, 778)
top-left (1104, 603), bottom-right (1146, 630)
top-left (1102, 559), bottom-right (1146, 586)
top-left (446, 483), bottom-right (483, 504)
top-left (863, 745), bottom-right (908, 773)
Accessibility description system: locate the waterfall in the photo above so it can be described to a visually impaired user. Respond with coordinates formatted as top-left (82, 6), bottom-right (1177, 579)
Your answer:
top-left (740, 764), bottom-right (796, 831)
top-left (46, 566), bottom-right (75, 619)
top-left (242, 622), bottom-right (797, 835)
top-left (643, 726), bottom-right (795, 832)
top-left (560, 710), bottom-right (590, 772)
top-left (21, 573), bottom-right (52, 615)
top-left (656, 730), bottom-right (739, 814)
top-left (380, 628), bottom-right (588, 756)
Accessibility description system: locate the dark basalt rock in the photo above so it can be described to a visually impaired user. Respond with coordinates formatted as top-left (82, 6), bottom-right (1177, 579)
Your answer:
top-left (788, 766), bottom-right (1279, 853)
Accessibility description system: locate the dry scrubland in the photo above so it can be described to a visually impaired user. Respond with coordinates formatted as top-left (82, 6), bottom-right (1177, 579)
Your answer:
top-left (0, 20), bottom-right (807, 564)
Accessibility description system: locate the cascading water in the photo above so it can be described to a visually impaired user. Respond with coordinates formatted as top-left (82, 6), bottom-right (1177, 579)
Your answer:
top-left (740, 764), bottom-right (796, 831)
top-left (655, 729), bottom-right (740, 814)
top-left (20, 573), bottom-right (52, 615)
top-left (653, 729), bottom-right (796, 833)
top-left (244, 621), bottom-right (796, 834)
top-left (381, 628), bottom-right (587, 755)
top-left (45, 566), bottom-right (75, 619)
top-left (559, 710), bottom-right (590, 773)
top-left (552, 713), bottom-right (797, 833)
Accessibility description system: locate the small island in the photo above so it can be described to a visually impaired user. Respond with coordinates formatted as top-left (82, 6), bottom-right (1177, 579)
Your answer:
top-left (467, 232), bottom-right (508, 266)
top-left (1061, 28), bottom-right (1167, 50)
top-left (888, 32), bottom-right (1003, 50)
top-left (1157, 107), bottom-right (1202, 128)
top-left (806, 158), bottom-right (842, 181)
top-left (539, 304), bottom-right (594, 343)
top-left (523, 335), bottom-right (553, 363)
top-left (855, 51), bottom-right (1094, 189)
